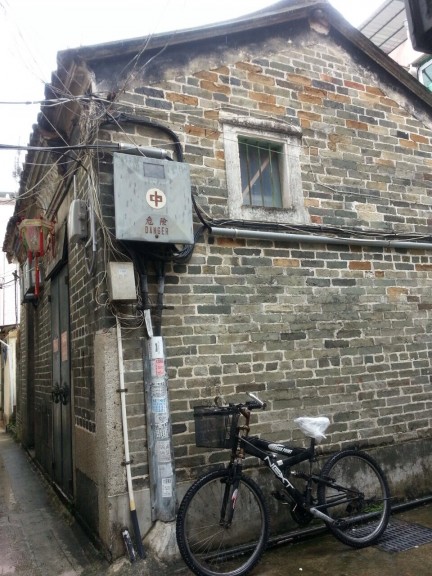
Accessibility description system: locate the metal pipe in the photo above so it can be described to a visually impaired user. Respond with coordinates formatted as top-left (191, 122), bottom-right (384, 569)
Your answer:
top-left (116, 318), bottom-right (145, 559)
top-left (116, 143), bottom-right (172, 159)
top-left (0, 339), bottom-right (14, 419)
top-left (210, 226), bottom-right (432, 250)
top-left (143, 336), bottom-right (176, 522)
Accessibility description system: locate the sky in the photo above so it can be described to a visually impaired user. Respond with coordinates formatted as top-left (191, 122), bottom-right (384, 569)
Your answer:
top-left (0, 0), bottom-right (386, 193)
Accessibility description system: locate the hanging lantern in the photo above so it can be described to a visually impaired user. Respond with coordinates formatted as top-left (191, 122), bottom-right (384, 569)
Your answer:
top-left (18, 217), bottom-right (54, 297)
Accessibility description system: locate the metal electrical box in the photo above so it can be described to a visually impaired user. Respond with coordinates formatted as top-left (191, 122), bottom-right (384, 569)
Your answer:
top-left (113, 154), bottom-right (193, 244)
top-left (107, 262), bottom-right (136, 301)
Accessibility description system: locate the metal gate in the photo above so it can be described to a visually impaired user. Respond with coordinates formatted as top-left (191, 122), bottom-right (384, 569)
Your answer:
top-left (51, 265), bottom-right (73, 498)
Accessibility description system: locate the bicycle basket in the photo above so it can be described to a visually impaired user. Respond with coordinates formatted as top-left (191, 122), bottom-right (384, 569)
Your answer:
top-left (193, 406), bottom-right (240, 449)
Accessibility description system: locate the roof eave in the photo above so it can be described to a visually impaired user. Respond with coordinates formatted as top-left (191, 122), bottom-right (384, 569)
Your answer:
top-left (57, 1), bottom-right (326, 64)
top-left (328, 5), bottom-right (432, 109)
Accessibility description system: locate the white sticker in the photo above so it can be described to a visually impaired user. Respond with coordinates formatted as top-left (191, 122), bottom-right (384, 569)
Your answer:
top-left (148, 336), bottom-right (164, 358)
top-left (155, 440), bottom-right (171, 462)
top-left (161, 476), bottom-right (172, 498)
top-left (155, 421), bottom-right (169, 440)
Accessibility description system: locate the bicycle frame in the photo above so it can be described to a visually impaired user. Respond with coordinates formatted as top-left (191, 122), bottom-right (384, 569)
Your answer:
top-left (231, 406), bottom-right (340, 525)
top-left (177, 396), bottom-right (391, 576)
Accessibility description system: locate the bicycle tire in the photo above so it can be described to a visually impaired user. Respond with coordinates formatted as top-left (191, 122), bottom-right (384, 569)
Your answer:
top-left (176, 468), bottom-right (269, 576)
top-left (317, 449), bottom-right (391, 548)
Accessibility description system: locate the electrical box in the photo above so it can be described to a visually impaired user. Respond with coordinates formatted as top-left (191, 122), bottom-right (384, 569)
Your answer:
top-left (113, 154), bottom-right (193, 244)
top-left (68, 199), bottom-right (88, 244)
top-left (107, 262), bottom-right (136, 301)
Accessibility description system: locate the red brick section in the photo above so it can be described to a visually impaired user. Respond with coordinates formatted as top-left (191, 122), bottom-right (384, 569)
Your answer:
top-left (346, 120), bottom-right (369, 131)
top-left (166, 93), bottom-right (198, 106)
top-left (286, 73), bottom-right (312, 86)
top-left (344, 80), bottom-right (366, 91)
top-left (235, 61), bottom-right (262, 72)
top-left (349, 261), bottom-right (372, 271)
top-left (199, 80), bottom-right (231, 94)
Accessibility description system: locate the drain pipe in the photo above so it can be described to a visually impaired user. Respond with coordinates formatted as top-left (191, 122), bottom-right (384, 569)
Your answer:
top-left (0, 340), bottom-right (13, 420)
top-left (210, 227), bottom-right (432, 250)
top-left (116, 318), bottom-right (145, 559)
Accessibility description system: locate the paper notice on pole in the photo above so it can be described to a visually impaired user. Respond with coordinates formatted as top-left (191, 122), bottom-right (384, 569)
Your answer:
top-left (155, 421), bottom-right (170, 440)
top-left (155, 440), bottom-right (171, 462)
top-left (154, 411), bottom-right (168, 425)
top-left (152, 396), bottom-right (167, 414)
top-left (148, 336), bottom-right (164, 358)
top-left (152, 357), bottom-right (165, 378)
top-left (151, 382), bottom-right (166, 396)
top-left (161, 476), bottom-right (173, 498)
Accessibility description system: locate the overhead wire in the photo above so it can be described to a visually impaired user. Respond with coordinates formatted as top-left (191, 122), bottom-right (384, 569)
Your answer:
top-left (7, 0), bottom-right (432, 312)
top-left (0, 0), bottom-right (48, 90)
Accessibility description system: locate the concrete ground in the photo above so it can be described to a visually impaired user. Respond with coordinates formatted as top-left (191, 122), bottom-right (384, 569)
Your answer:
top-left (2, 426), bottom-right (432, 576)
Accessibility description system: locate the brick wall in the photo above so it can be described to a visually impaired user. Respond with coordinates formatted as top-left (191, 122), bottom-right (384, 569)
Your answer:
top-left (17, 15), bottom-right (432, 527)
top-left (92, 25), bottom-right (432, 482)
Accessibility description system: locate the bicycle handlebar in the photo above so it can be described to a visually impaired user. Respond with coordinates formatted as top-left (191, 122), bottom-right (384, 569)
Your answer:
top-left (246, 392), bottom-right (266, 410)
top-left (232, 392), bottom-right (266, 411)
top-left (215, 392), bottom-right (267, 411)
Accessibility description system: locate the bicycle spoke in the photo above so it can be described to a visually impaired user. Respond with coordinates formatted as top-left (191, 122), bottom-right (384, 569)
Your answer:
top-left (177, 469), bottom-right (269, 576)
top-left (317, 450), bottom-right (390, 548)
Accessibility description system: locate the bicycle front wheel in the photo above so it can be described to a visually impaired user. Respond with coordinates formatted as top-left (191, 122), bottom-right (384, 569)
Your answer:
top-left (176, 468), bottom-right (269, 576)
top-left (317, 449), bottom-right (390, 548)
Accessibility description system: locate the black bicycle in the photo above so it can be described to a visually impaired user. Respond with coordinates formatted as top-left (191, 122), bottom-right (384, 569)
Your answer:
top-left (176, 393), bottom-right (391, 576)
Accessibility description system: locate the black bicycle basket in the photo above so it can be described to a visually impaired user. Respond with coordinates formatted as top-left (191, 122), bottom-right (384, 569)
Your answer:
top-left (193, 405), bottom-right (240, 449)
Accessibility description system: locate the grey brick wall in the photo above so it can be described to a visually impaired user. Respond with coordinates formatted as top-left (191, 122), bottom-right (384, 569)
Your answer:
top-left (17, 14), bottom-right (432, 521)
top-left (92, 25), bottom-right (432, 482)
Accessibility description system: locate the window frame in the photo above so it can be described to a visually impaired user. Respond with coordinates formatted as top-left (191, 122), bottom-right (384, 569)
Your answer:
top-left (221, 113), bottom-right (309, 224)
top-left (238, 136), bottom-right (284, 208)
top-left (418, 57), bottom-right (432, 90)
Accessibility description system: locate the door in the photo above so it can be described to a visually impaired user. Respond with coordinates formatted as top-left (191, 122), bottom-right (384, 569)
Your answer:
top-left (51, 265), bottom-right (73, 498)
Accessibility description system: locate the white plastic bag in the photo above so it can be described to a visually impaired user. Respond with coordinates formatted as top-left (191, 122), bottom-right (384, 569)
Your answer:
top-left (294, 416), bottom-right (330, 442)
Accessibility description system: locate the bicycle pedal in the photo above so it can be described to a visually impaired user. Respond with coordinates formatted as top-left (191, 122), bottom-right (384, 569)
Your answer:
top-left (271, 490), bottom-right (290, 504)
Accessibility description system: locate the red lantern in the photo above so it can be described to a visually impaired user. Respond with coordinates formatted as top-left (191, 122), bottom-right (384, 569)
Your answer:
top-left (18, 217), bottom-right (54, 297)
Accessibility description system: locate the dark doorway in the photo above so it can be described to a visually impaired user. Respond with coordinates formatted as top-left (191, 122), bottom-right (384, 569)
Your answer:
top-left (51, 264), bottom-right (73, 498)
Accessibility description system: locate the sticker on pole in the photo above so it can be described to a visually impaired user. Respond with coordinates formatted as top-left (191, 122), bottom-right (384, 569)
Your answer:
top-left (152, 358), bottom-right (165, 378)
top-left (161, 477), bottom-right (173, 498)
top-left (155, 421), bottom-right (170, 440)
top-left (148, 336), bottom-right (164, 358)
top-left (152, 396), bottom-right (168, 414)
top-left (155, 440), bottom-right (171, 462)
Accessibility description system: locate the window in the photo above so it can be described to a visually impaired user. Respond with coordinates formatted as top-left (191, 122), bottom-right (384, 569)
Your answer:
top-left (239, 138), bottom-right (282, 208)
top-left (418, 58), bottom-right (432, 91)
top-left (221, 113), bottom-right (309, 224)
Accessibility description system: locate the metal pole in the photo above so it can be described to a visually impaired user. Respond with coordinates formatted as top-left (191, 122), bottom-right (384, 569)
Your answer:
top-left (143, 335), bottom-right (176, 522)
top-left (116, 319), bottom-right (145, 559)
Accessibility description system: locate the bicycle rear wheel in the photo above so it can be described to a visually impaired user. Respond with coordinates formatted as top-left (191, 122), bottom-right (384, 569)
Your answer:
top-left (317, 449), bottom-right (390, 548)
top-left (176, 468), bottom-right (269, 576)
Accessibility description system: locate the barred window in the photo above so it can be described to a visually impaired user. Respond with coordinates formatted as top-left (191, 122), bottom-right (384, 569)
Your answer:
top-left (221, 113), bottom-right (309, 225)
top-left (239, 138), bottom-right (282, 208)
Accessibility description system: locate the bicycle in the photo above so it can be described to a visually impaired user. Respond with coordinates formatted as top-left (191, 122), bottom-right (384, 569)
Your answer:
top-left (176, 392), bottom-right (391, 576)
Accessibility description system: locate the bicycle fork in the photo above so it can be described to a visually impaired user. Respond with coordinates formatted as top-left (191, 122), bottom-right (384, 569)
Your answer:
top-left (219, 464), bottom-right (242, 528)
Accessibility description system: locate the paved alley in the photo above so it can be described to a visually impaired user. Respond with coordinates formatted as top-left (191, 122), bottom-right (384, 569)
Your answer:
top-left (3, 426), bottom-right (432, 576)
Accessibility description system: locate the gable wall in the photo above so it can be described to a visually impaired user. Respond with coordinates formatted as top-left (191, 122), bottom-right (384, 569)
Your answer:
top-left (93, 25), bottom-right (432, 488)
top-left (18, 19), bottom-right (432, 554)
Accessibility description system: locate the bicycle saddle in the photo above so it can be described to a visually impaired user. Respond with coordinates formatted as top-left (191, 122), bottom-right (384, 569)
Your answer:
top-left (294, 416), bottom-right (330, 442)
